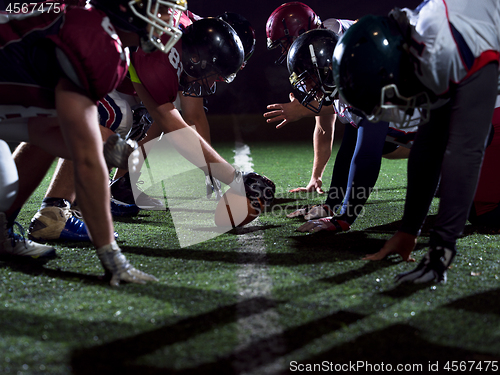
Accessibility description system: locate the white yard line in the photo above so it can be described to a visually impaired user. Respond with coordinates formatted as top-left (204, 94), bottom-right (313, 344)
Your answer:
top-left (232, 142), bottom-right (286, 374)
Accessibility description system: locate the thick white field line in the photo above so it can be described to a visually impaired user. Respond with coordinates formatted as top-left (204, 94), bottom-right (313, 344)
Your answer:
top-left (232, 142), bottom-right (286, 374)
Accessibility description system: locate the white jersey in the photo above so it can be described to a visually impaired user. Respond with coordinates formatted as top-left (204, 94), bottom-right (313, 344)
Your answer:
top-left (403, 0), bottom-right (500, 96)
top-left (323, 18), bottom-right (355, 37)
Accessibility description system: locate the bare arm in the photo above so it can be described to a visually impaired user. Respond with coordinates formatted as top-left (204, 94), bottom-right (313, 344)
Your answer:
top-left (290, 114), bottom-right (335, 193)
top-left (178, 94), bottom-right (212, 144)
top-left (133, 82), bottom-right (236, 185)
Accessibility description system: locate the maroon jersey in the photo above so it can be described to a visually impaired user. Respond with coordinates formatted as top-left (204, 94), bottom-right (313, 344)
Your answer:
top-left (130, 12), bottom-right (194, 105)
top-left (0, 5), bottom-right (129, 108)
top-left (130, 43), bottom-right (182, 105)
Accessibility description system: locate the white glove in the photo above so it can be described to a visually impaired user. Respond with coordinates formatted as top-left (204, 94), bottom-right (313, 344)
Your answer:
top-left (103, 134), bottom-right (139, 172)
top-left (205, 175), bottom-right (223, 201)
top-left (97, 241), bottom-right (158, 287)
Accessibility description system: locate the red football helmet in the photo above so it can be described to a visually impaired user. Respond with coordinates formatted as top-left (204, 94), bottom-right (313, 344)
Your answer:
top-left (266, 2), bottom-right (322, 64)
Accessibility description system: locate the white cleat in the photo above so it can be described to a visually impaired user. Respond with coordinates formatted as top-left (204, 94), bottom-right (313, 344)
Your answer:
top-left (0, 212), bottom-right (56, 258)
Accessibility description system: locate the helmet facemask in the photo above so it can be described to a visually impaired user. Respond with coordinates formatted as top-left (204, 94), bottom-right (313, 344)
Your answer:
top-left (287, 30), bottom-right (339, 114)
top-left (181, 72), bottom-right (218, 97)
top-left (181, 18), bottom-right (244, 97)
top-left (367, 84), bottom-right (431, 128)
top-left (289, 66), bottom-right (336, 114)
top-left (181, 55), bottom-right (237, 97)
top-left (128, 0), bottom-right (187, 53)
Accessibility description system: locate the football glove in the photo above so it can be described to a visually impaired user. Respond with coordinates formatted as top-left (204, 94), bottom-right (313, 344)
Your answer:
top-left (287, 204), bottom-right (334, 219)
top-left (395, 245), bottom-right (456, 284)
top-left (126, 105), bottom-right (153, 142)
top-left (103, 133), bottom-right (139, 172)
top-left (205, 175), bottom-right (223, 201)
top-left (242, 171), bottom-right (276, 207)
top-left (296, 217), bottom-right (350, 233)
top-left (97, 241), bottom-right (158, 287)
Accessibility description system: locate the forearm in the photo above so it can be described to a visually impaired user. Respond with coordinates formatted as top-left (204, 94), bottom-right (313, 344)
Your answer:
top-left (135, 83), bottom-right (236, 185)
top-left (311, 115), bottom-right (335, 181)
top-left (178, 94), bottom-right (212, 144)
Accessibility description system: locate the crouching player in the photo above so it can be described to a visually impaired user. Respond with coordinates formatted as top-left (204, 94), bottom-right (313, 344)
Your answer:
top-left (0, 0), bottom-right (188, 285)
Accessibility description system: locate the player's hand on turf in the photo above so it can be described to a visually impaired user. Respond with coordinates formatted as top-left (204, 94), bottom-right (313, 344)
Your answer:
top-left (363, 231), bottom-right (417, 262)
top-left (289, 177), bottom-right (324, 194)
top-left (287, 204), bottom-right (333, 219)
top-left (97, 241), bottom-right (158, 287)
top-left (264, 93), bottom-right (310, 129)
top-left (296, 217), bottom-right (350, 233)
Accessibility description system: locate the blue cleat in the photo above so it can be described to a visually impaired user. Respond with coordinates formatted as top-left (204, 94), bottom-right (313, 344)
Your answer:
top-left (110, 198), bottom-right (140, 217)
top-left (28, 206), bottom-right (118, 242)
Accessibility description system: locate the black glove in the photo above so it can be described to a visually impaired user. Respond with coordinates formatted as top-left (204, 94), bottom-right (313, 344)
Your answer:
top-left (126, 105), bottom-right (153, 142)
top-left (242, 172), bottom-right (276, 207)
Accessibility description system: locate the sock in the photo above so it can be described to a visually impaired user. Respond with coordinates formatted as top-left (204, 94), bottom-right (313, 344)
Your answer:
top-left (41, 197), bottom-right (71, 210)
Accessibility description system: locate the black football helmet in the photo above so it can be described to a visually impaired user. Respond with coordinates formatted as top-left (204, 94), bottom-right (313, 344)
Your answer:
top-left (181, 17), bottom-right (244, 97)
top-left (332, 14), bottom-right (431, 127)
top-left (217, 12), bottom-right (256, 69)
top-left (90, 0), bottom-right (187, 53)
top-left (287, 29), bottom-right (339, 113)
top-left (266, 2), bottom-right (323, 65)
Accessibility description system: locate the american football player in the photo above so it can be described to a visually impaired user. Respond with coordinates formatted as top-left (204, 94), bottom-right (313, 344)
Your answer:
top-left (0, 0), bottom-right (187, 285)
top-left (108, 15), bottom-right (258, 208)
top-left (333, 0), bottom-right (500, 283)
top-left (264, 7), bottom-right (415, 235)
top-left (264, 2), bottom-right (338, 195)
top-left (29, 13), bottom-right (269, 242)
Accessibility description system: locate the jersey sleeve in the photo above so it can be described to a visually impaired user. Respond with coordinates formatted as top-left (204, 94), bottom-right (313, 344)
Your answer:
top-left (48, 7), bottom-right (129, 101)
top-left (130, 42), bottom-right (182, 105)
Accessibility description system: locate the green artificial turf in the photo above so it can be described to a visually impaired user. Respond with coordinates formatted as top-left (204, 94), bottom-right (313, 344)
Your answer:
top-left (1, 139), bottom-right (499, 375)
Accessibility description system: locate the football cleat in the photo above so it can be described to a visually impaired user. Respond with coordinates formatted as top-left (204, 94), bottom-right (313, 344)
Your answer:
top-left (110, 198), bottom-right (140, 217)
top-left (287, 204), bottom-right (334, 219)
top-left (29, 204), bottom-right (118, 242)
top-left (296, 217), bottom-right (351, 233)
top-left (96, 241), bottom-right (158, 287)
top-left (29, 206), bottom-right (91, 242)
top-left (395, 245), bottom-right (456, 284)
top-left (110, 173), bottom-right (164, 210)
top-left (0, 212), bottom-right (56, 258)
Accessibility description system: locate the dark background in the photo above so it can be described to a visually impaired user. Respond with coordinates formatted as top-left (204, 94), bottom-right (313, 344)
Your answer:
top-left (0, 0), bottom-right (423, 140)
top-left (186, 1), bottom-right (423, 116)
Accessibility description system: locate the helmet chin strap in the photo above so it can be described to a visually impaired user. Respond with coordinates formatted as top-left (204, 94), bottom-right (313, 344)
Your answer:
top-left (140, 36), bottom-right (158, 53)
